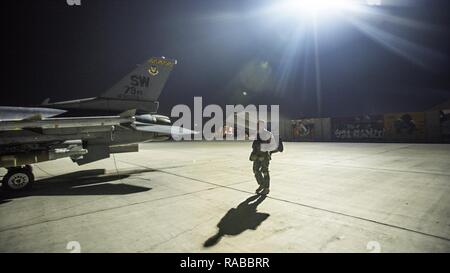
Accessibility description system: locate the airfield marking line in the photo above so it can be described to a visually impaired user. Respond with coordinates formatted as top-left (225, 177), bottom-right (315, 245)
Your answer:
top-left (0, 185), bottom-right (225, 233)
top-left (2, 160), bottom-right (449, 244)
top-left (119, 160), bottom-right (450, 243)
top-left (275, 161), bottom-right (450, 177)
top-left (139, 214), bottom-right (219, 252)
top-left (327, 144), bottom-right (413, 164)
top-left (0, 162), bottom-right (238, 231)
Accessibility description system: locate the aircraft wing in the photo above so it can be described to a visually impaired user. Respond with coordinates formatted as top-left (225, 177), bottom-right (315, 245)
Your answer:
top-left (0, 110), bottom-right (135, 131)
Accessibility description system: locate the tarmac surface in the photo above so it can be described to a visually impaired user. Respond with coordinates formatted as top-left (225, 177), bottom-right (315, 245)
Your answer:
top-left (0, 141), bottom-right (449, 253)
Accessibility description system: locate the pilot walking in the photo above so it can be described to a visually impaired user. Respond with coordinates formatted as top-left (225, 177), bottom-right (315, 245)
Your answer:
top-left (250, 120), bottom-right (278, 195)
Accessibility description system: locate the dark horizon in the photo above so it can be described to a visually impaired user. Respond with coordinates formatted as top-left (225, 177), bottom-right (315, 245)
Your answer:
top-left (2, 0), bottom-right (450, 119)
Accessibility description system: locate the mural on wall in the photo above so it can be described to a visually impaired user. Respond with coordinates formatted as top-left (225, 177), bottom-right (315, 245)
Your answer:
top-left (332, 115), bottom-right (385, 141)
top-left (440, 109), bottom-right (450, 140)
top-left (384, 112), bottom-right (425, 140)
top-left (292, 119), bottom-right (315, 140)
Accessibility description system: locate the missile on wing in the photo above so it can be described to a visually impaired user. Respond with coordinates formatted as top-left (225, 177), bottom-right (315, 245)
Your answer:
top-left (136, 114), bottom-right (171, 125)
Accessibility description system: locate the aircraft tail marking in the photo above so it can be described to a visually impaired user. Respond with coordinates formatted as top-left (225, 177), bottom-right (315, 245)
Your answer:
top-left (100, 57), bottom-right (177, 102)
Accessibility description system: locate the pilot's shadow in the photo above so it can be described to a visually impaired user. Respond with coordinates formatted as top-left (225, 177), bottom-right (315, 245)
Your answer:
top-left (204, 194), bottom-right (269, 247)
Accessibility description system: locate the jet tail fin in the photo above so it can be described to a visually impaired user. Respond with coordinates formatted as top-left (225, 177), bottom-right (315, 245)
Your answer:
top-left (100, 57), bottom-right (177, 102)
top-left (41, 57), bottom-right (176, 114)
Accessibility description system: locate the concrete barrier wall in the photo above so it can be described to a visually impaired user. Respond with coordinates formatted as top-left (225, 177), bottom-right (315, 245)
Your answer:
top-left (440, 109), bottom-right (450, 142)
top-left (279, 119), bottom-right (293, 141)
top-left (383, 112), bottom-right (426, 142)
top-left (425, 111), bottom-right (441, 143)
top-left (291, 119), bottom-right (315, 141)
top-left (289, 118), bottom-right (331, 142)
top-left (287, 110), bottom-right (449, 143)
top-left (331, 115), bottom-right (384, 142)
top-left (319, 118), bottom-right (332, 141)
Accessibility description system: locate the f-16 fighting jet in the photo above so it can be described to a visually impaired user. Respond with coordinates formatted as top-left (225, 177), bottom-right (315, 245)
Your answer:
top-left (0, 57), bottom-right (193, 191)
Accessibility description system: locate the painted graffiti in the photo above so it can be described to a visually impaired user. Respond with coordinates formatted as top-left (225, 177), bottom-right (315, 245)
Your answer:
top-left (292, 119), bottom-right (315, 139)
top-left (332, 115), bottom-right (384, 140)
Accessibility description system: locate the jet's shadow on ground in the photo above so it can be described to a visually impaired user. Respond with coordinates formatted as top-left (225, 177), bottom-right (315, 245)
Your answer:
top-left (0, 168), bottom-right (153, 202)
top-left (204, 194), bottom-right (270, 248)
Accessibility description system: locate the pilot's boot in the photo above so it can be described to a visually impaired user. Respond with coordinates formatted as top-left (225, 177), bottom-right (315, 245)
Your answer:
top-left (255, 185), bottom-right (265, 194)
top-left (260, 187), bottom-right (270, 195)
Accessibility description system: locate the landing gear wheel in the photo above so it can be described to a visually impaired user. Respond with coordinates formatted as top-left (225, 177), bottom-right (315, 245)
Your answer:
top-left (2, 166), bottom-right (34, 191)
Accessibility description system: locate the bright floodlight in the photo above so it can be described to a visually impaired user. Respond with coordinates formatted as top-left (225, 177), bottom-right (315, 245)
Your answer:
top-left (275, 0), bottom-right (358, 17)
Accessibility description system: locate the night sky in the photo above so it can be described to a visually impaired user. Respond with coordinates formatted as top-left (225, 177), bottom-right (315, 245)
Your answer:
top-left (2, 0), bottom-right (450, 118)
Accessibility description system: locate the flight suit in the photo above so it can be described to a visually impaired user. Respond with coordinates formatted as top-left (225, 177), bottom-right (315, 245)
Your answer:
top-left (250, 136), bottom-right (272, 189)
